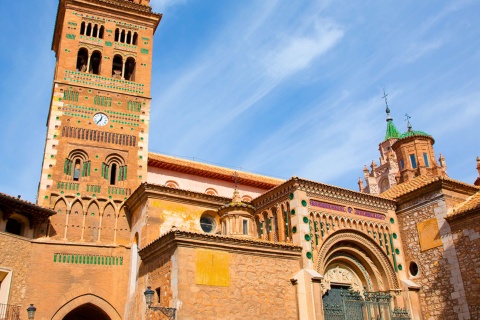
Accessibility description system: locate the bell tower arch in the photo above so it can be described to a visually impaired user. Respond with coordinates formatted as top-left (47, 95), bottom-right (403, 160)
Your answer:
top-left (37, 0), bottom-right (162, 242)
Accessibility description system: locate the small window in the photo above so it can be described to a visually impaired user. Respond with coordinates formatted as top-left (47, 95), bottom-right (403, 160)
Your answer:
top-left (110, 163), bottom-right (117, 185)
top-left (200, 215), bottom-right (215, 233)
top-left (423, 153), bottom-right (430, 167)
top-left (242, 219), bottom-right (248, 235)
top-left (410, 154), bottom-right (417, 169)
top-left (409, 261), bottom-right (419, 277)
top-left (73, 159), bottom-right (81, 181)
top-left (399, 159), bottom-right (405, 170)
top-left (155, 287), bottom-right (161, 303)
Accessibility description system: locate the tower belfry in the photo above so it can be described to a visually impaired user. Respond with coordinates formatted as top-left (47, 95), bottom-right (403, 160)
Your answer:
top-left (37, 0), bottom-right (161, 243)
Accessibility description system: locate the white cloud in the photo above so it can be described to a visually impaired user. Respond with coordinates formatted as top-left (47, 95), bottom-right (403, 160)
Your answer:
top-left (265, 21), bottom-right (344, 78)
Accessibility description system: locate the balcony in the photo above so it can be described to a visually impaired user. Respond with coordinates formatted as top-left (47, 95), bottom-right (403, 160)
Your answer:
top-left (0, 304), bottom-right (20, 320)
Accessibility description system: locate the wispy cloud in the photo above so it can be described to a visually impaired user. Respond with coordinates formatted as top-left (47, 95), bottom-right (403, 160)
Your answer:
top-left (265, 20), bottom-right (344, 78)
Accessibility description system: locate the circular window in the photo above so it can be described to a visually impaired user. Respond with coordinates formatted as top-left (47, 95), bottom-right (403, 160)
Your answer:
top-left (409, 261), bottom-right (419, 277)
top-left (200, 215), bottom-right (216, 233)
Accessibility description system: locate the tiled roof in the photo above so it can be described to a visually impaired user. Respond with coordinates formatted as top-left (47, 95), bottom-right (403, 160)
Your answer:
top-left (0, 192), bottom-right (56, 216)
top-left (448, 191), bottom-right (480, 219)
top-left (385, 120), bottom-right (401, 140)
top-left (381, 175), bottom-right (479, 200)
top-left (397, 130), bottom-right (433, 141)
top-left (148, 152), bottom-right (284, 190)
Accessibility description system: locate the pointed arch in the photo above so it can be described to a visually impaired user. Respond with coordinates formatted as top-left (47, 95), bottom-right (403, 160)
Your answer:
top-left (116, 206), bottom-right (130, 245)
top-left (84, 201), bottom-right (100, 242)
top-left (51, 293), bottom-right (121, 320)
top-left (68, 199), bottom-right (85, 241)
top-left (101, 202), bottom-right (116, 243)
top-left (50, 197), bottom-right (68, 238)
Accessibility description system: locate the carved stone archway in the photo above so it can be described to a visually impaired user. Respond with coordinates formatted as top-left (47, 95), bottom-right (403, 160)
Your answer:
top-left (316, 230), bottom-right (399, 292)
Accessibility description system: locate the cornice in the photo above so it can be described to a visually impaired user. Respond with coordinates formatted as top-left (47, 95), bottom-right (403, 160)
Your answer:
top-left (148, 152), bottom-right (283, 190)
top-left (253, 177), bottom-right (397, 212)
top-left (139, 230), bottom-right (302, 262)
top-left (125, 183), bottom-right (231, 213)
top-left (53, 0), bottom-right (162, 53)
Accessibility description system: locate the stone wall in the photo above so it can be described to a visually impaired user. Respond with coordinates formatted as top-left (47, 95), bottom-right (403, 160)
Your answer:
top-left (396, 195), bottom-right (456, 319)
top-left (176, 246), bottom-right (300, 320)
top-left (448, 214), bottom-right (480, 317)
top-left (0, 232), bottom-right (32, 310)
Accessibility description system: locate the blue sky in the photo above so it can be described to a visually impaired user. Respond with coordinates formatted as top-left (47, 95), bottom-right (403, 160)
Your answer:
top-left (0, 0), bottom-right (479, 202)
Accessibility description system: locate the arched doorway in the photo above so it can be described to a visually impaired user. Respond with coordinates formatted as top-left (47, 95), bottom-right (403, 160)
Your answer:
top-left (317, 231), bottom-right (403, 320)
top-left (63, 303), bottom-right (110, 320)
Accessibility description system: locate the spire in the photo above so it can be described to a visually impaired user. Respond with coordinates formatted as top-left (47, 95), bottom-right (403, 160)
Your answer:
top-left (382, 90), bottom-right (400, 140)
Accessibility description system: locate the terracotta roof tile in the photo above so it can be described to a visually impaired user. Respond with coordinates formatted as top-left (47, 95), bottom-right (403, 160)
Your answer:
top-left (381, 175), bottom-right (478, 200)
top-left (449, 191), bottom-right (480, 218)
top-left (148, 152), bottom-right (284, 189)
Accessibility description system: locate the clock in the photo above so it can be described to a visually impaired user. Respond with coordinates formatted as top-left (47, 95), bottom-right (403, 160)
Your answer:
top-left (93, 113), bottom-right (109, 126)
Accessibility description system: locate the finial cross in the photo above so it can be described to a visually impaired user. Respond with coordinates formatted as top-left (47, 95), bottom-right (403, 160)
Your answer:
top-left (405, 113), bottom-right (412, 131)
top-left (382, 89), bottom-right (390, 114)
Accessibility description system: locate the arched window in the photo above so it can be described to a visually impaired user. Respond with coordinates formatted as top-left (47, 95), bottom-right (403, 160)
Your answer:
top-left (64, 149), bottom-right (90, 180)
top-left (80, 22), bottom-right (86, 35)
top-left (5, 218), bottom-right (22, 235)
top-left (99, 26), bottom-right (105, 39)
top-left (89, 51), bottom-right (102, 75)
top-left (112, 54), bottom-right (123, 79)
top-left (102, 154), bottom-right (126, 186)
top-left (124, 57), bottom-right (136, 81)
top-left (114, 28), bottom-right (119, 42)
top-left (120, 30), bottom-right (126, 43)
top-left (165, 181), bottom-right (179, 189)
top-left (205, 188), bottom-right (218, 196)
top-left (132, 32), bottom-right (138, 45)
top-left (93, 24), bottom-right (98, 38)
top-left (86, 23), bottom-right (92, 36)
top-left (76, 48), bottom-right (88, 72)
top-left (126, 31), bottom-right (132, 44)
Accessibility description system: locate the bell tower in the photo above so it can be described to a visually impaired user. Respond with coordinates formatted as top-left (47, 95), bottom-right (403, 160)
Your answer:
top-left (37, 0), bottom-right (161, 242)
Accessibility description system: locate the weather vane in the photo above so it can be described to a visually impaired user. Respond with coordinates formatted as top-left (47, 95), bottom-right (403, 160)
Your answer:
top-left (405, 113), bottom-right (412, 131)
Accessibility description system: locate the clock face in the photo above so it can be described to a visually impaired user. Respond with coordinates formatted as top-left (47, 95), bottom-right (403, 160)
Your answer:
top-left (93, 113), bottom-right (109, 126)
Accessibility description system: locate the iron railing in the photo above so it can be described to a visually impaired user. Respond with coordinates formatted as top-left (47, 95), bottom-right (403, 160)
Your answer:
top-left (0, 304), bottom-right (20, 320)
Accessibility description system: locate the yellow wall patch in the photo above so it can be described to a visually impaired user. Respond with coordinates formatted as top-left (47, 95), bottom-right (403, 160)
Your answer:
top-left (417, 218), bottom-right (442, 251)
top-left (195, 249), bottom-right (230, 287)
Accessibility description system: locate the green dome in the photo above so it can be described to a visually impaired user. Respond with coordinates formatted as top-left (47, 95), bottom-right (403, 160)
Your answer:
top-left (398, 130), bottom-right (432, 140)
top-left (384, 120), bottom-right (401, 141)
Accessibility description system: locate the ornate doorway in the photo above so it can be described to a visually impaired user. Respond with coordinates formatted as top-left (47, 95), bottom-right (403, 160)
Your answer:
top-left (63, 303), bottom-right (111, 320)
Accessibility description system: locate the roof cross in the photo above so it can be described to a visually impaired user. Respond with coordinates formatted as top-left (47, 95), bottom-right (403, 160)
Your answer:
top-left (382, 89), bottom-right (390, 114)
top-left (405, 113), bottom-right (412, 131)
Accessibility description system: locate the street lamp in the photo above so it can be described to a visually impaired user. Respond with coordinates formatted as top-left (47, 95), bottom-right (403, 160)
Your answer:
top-left (26, 304), bottom-right (36, 320)
top-left (143, 286), bottom-right (176, 320)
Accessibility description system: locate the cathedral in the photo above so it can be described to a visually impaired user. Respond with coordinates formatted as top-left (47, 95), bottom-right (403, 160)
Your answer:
top-left (0, 0), bottom-right (479, 319)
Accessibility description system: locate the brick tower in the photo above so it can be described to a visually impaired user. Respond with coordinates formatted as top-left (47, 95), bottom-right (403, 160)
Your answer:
top-left (37, 0), bottom-right (161, 243)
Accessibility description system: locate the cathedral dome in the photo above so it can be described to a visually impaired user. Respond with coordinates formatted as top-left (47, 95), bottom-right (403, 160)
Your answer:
top-left (397, 129), bottom-right (432, 140)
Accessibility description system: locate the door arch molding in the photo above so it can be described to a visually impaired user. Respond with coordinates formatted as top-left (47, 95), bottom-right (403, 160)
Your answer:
top-left (51, 294), bottom-right (121, 320)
